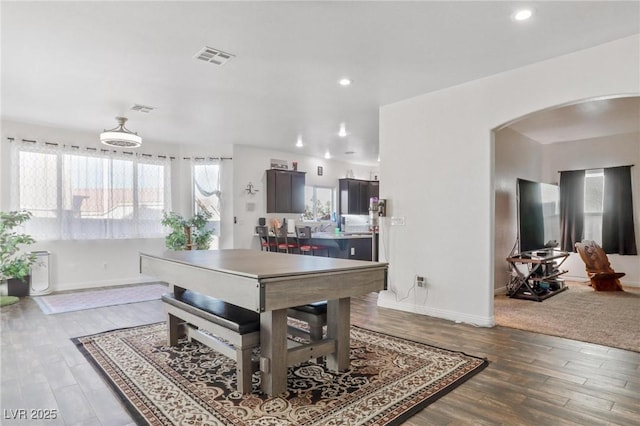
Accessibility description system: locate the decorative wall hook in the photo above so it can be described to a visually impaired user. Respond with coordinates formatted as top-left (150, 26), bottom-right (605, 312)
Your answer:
top-left (245, 182), bottom-right (259, 195)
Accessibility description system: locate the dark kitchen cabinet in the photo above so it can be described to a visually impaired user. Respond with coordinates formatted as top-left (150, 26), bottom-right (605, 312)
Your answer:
top-left (266, 169), bottom-right (306, 213)
top-left (339, 178), bottom-right (380, 215)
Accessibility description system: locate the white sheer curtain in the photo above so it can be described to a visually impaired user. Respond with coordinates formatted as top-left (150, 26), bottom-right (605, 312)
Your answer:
top-left (192, 159), bottom-right (223, 248)
top-left (10, 141), bottom-right (171, 240)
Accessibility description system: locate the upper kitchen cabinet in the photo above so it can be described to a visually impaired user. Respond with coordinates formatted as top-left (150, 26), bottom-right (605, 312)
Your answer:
top-left (266, 169), bottom-right (306, 213)
top-left (339, 178), bottom-right (379, 215)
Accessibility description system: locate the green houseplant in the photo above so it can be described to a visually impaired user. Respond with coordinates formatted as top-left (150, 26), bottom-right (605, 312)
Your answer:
top-left (161, 211), bottom-right (213, 250)
top-left (0, 211), bottom-right (37, 298)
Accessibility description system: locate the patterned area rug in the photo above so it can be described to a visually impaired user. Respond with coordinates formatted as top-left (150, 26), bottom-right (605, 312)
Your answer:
top-left (74, 322), bottom-right (487, 425)
top-left (34, 283), bottom-right (168, 314)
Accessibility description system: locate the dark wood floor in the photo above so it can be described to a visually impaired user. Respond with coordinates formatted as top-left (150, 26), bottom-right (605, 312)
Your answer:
top-left (1, 292), bottom-right (638, 425)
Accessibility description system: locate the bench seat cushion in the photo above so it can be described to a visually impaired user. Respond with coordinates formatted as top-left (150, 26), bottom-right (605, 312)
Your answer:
top-left (162, 290), bottom-right (259, 335)
top-left (289, 301), bottom-right (327, 315)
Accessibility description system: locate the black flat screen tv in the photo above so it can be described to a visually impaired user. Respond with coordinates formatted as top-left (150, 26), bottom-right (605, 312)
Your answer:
top-left (517, 178), bottom-right (560, 253)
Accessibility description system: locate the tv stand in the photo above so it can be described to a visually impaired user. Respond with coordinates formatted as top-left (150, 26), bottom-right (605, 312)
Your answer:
top-left (506, 249), bottom-right (569, 301)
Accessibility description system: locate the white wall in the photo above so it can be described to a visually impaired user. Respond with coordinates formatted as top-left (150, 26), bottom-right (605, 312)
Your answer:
top-left (378, 35), bottom-right (640, 326)
top-left (0, 119), bottom-right (233, 291)
top-left (232, 144), bottom-right (378, 250)
top-left (494, 128), bottom-right (544, 293)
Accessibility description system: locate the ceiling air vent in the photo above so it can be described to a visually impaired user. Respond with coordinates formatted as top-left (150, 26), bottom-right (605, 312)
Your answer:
top-left (194, 46), bottom-right (235, 65)
top-left (130, 104), bottom-right (155, 113)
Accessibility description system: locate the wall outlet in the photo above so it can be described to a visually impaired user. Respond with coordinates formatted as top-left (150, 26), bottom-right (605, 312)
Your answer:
top-left (416, 275), bottom-right (426, 287)
top-left (350, 247), bottom-right (355, 255)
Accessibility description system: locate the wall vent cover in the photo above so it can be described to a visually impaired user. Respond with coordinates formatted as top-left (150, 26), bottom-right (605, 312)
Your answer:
top-left (130, 104), bottom-right (155, 113)
top-left (194, 46), bottom-right (235, 65)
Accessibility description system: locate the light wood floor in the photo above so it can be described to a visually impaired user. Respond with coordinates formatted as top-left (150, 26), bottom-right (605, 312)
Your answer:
top-left (1, 292), bottom-right (638, 425)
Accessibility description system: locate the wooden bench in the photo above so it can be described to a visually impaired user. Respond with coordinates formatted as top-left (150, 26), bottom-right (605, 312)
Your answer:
top-left (288, 301), bottom-right (327, 362)
top-left (162, 290), bottom-right (260, 393)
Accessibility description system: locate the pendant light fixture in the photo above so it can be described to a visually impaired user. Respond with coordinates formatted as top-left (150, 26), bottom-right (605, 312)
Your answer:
top-left (100, 116), bottom-right (142, 148)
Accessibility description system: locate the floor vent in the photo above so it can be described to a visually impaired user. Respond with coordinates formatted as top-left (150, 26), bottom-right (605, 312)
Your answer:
top-left (194, 46), bottom-right (235, 66)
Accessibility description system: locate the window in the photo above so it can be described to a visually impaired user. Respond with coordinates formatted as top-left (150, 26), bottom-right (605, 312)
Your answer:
top-left (303, 186), bottom-right (334, 221)
top-left (560, 166), bottom-right (636, 254)
top-left (193, 162), bottom-right (221, 249)
top-left (11, 142), bottom-right (171, 240)
top-left (584, 169), bottom-right (604, 243)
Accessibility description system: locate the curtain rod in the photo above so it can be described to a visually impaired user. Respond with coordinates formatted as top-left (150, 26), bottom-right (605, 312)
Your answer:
top-left (7, 137), bottom-right (231, 161)
top-left (557, 164), bottom-right (634, 173)
top-left (182, 156), bottom-right (233, 161)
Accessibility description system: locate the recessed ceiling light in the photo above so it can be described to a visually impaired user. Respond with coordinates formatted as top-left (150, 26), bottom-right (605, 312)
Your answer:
top-left (324, 150), bottom-right (331, 159)
top-left (338, 78), bottom-right (352, 86)
top-left (514, 9), bottom-right (533, 21)
top-left (296, 136), bottom-right (303, 147)
top-left (338, 123), bottom-right (347, 138)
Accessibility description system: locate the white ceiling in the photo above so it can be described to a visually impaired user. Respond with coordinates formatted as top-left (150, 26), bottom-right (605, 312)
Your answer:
top-left (2, 1), bottom-right (639, 164)
top-left (507, 96), bottom-right (640, 144)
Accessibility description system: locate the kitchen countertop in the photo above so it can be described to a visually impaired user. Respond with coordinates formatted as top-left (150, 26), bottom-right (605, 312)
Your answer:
top-left (312, 232), bottom-right (372, 240)
top-left (256, 231), bottom-right (373, 240)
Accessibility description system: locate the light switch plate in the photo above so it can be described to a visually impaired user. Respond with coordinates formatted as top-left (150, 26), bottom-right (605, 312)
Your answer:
top-left (391, 216), bottom-right (405, 226)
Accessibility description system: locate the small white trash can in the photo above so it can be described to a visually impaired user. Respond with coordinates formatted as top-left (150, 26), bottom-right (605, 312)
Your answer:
top-left (30, 251), bottom-right (52, 295)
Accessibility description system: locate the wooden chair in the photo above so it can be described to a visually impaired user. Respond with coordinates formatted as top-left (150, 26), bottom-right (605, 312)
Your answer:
top-left (575, 240), bottom-right (625, 291)
top-left (295, 225), bottom-right (328, 256)
top-left (255, 225), bottom-right (275, 251)
top-left (274, 226), bottom-right (298, 253)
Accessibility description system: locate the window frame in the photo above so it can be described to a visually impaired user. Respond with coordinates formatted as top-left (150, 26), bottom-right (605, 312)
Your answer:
top-left (303, 185), bottom-right (335, 222)
top-left (583, 168), bottom-right (604, 243)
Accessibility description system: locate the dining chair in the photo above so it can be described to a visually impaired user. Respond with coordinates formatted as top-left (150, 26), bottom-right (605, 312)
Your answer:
top-left (295, 225), bottom-right (328, 256)
top-left (274, 226), bottom-right (298, 254)
top-left (255, 225), bottom-right (276, 252)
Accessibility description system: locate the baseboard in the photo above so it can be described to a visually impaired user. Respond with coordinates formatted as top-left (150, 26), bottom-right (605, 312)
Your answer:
top-left (377, 297), bottom-right (495, 327)
top-left (51, 276), bottom-right (161, 293)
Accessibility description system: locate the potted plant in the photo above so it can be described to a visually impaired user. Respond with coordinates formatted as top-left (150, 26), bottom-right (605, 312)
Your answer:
top-left (161, 211), bottom-right (213, 250)
top-left (0, 211), bottom-right (37, 297)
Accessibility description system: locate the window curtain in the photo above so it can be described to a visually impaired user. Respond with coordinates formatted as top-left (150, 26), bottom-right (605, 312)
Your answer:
top-left (193, 159), bottom-right (222, 218)
top-left (192, 159), bottom-right (223, 248)
top-left (602, 166), bottom-right (637, 255)
top-left (559, 170), bottom-right (585, 252)
top-left (10, 140), bottom-right (171, 240)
